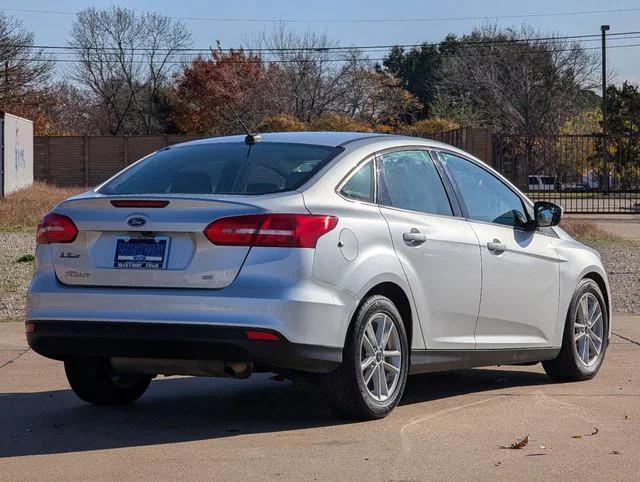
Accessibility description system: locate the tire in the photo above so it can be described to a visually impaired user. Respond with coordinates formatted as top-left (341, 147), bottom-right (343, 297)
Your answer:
top-left (322, 295), bottom-right (409, 420)
top-left (543, 279), bottom-right (608, 382)
top-left (64, 357), bottom-right (151, 405)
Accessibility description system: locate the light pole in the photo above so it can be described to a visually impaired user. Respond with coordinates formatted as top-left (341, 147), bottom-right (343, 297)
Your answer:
top-left (601, 24), bottom-right (610, 193)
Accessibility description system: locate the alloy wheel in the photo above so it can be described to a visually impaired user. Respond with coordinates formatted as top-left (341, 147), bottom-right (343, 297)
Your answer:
top-left (360, 312), bottom-right (402, 402)
top-left (574, 292), bottom-right (605, 367)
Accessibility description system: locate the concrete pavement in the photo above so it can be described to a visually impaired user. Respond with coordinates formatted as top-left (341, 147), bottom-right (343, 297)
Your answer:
top-left (1, 316), bottom-right (639, 481)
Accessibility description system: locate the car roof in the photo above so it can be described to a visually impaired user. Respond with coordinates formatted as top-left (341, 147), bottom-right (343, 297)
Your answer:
top-left (170, 131), bottom-right (412, 149)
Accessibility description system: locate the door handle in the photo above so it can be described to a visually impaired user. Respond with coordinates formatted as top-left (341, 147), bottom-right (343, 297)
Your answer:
top-left (403, 229), bottom-right (427, 246)
top-left (487, 239), bottom-right (506, 254)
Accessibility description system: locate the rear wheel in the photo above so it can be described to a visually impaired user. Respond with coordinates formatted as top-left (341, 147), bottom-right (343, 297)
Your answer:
top-left (543, 279), bottom-right (608, 382)
top-left (64, 357), bottom-right (151, 405)
top-left (322, 295), bottom-right (409, 420)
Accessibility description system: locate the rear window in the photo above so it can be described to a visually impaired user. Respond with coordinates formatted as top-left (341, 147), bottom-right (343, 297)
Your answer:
top-left (98, 142), bottom-right (342, 195)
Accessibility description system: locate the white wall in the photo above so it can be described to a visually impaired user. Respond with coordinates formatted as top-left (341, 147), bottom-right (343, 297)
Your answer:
top-left (2, 113), bottom-right (34, 196)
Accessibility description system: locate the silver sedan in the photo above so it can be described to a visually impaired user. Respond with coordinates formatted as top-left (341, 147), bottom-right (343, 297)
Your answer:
top-left (27, 132), bottom-right (611, 419)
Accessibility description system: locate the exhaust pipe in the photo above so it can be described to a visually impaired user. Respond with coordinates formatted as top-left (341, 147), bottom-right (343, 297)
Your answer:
top-left (224, 361), bottom-right (252, 379)
top-left (110, 357), bottom-right (253, 379)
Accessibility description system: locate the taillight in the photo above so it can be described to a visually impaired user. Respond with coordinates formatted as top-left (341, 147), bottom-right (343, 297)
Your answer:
top-left (203, 214), bottom-right (338, 248)
top-left (36, 213), bottom-right (78, 244)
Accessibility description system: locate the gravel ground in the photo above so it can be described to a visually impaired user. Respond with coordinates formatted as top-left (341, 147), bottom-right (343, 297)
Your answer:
top-left (0, 232), bottom-right (35, 321)
top-left (0, 232), bottom-right (638, 320)
top-left (587, 240), bottom-right (640, 314)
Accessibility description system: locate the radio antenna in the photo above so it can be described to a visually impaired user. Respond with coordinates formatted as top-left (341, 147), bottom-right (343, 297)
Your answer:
top-left (238, 118), bottom-right (262, 144)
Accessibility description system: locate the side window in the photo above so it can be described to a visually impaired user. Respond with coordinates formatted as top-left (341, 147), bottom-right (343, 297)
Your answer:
top-left (439, 152), bottom-right (527, 227)
top-left (340, 161), bottom-right (374, 202)
top-left (377, 150), bottom-right (452, 216)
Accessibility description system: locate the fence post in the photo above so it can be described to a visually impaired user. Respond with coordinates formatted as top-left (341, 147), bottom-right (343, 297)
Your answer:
top-left (123, 136), bottom-right (129, 168)
top-left (484, 128), bottom-right (494, 167)
top-left (45, 136), bottom-right (51, 182)
top-left (464, 127), bottom-right (472, 153)
top-left (83, 134), bottom-right (89, 187)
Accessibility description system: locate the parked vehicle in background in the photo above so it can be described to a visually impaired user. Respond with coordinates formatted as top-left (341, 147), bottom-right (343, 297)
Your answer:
top-left (583, 171), bottom-right (601, 191)
top-left (528, 175), bottom-right (557, 191)
top-left (26, 132), bottom-right (611, 420)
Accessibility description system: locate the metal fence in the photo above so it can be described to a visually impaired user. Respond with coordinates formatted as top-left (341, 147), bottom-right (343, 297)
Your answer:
top-left (493, 134), bottom-right (640, 214)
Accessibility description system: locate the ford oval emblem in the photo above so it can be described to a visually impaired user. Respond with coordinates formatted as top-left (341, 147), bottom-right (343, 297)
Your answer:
top-left (127, 217), bottom-right (147, 227)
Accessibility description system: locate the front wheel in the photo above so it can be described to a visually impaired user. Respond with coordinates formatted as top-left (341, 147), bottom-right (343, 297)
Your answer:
top-left (65, 357), bottom-right (151, 405)
top-left (322, 295), bottom-right (409, 420)
top-left (543, 279), bottom-right (608, 382)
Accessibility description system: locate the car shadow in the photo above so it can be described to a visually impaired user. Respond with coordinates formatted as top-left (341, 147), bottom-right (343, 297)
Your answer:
top-left (0, 368), bottom-right (552, 458)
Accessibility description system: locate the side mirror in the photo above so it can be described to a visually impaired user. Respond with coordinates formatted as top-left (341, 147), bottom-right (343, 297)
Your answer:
top-left (534, 201), bottom-right (562, 227)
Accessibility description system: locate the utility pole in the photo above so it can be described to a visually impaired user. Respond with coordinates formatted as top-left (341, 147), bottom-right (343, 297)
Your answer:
top-left (601, 24), bottom-right (610, 193)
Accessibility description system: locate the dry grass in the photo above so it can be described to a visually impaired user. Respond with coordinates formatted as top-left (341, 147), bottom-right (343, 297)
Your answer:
top-left (0, 183), bottom-right (85, 232)
top-left (561, 219), bottom-right (626, 244)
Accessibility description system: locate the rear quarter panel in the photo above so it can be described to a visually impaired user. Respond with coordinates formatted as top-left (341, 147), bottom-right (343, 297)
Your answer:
top-left (302, 148), bottom-right (426, 350)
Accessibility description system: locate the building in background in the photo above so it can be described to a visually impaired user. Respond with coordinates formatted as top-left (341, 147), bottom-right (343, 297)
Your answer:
top-left (1, 113), bottom-right (34, 197)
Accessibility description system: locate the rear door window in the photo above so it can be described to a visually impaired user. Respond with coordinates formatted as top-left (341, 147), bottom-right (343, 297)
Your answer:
top-left (98, 142), bottom-right (342, 195)
top-left (377, 150), bottom-right (453, 216)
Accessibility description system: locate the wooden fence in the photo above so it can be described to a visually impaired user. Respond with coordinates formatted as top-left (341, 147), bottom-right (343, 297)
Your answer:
top-left (34, 135), bottom-right (207, 186)
top-left (430, 127), bottom-right (494, 167)
top-left (34, 128), bottom-right (494, 186)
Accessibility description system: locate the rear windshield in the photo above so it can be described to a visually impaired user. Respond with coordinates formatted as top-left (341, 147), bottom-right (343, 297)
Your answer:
top-left (98, 142), bottom-right (343, 195)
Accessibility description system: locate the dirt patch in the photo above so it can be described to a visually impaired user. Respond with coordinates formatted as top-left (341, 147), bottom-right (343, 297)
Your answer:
top-left (0, 183), bottom-right (85, 232)
top-left (561, 220), bottom-right (629, 245)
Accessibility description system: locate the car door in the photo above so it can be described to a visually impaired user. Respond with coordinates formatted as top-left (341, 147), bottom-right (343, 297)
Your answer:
top-left (438, 151), bottom-right (561, 349)
top-left (376, 149), bottom-right (482, 350)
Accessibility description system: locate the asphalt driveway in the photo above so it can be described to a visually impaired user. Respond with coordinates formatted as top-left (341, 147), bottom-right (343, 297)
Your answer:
top-left (1, 315), bottom-right (639, 480)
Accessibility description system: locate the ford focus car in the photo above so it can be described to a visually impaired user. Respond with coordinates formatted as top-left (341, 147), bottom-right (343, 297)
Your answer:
top-left (26, 132), bottom-right (611, 419)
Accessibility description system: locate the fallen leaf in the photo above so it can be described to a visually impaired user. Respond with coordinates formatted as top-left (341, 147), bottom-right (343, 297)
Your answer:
top-left (572, 427), bottom-right (598, 439)
top-left (499, 435), bottom-right (528, 449)
top-left (610, 450), bottom-right (623, 455)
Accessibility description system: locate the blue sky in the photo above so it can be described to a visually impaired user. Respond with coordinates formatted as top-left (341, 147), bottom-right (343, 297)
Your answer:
top-left (2, 0), bottom-right (640, 84)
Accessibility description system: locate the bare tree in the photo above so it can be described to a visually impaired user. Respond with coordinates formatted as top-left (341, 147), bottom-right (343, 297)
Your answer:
top-left (69, 6), bottom-right (191, 135)
top-left (436, 24), bottom-right (598, 137)
top-left (0, 13), bottom-right (53, 108)
top-left (260, 26), bottom-right (357, 122)
top-left (436, 25), bottom-right (599, 183)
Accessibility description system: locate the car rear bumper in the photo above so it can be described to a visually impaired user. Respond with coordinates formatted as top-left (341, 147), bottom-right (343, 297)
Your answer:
top-left (27, 251), bottom-right (359, 349)
top-left (26, 320), bottom-right (342, 373)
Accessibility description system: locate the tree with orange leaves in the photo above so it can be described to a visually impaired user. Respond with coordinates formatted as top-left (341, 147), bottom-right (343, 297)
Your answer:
top-left (172, 47), bottom-right (284, 135)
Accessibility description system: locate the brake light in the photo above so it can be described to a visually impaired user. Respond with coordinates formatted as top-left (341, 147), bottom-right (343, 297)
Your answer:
top-left (204, 214), bottom-right (338, 248)
top-left (36, 213), bottom-right (78, 244)
top-left (110, 200), bottom-right (169, 208)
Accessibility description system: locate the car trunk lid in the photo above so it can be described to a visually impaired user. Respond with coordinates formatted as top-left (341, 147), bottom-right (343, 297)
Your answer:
top-left (48, 193), bottom-right (307, 289)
